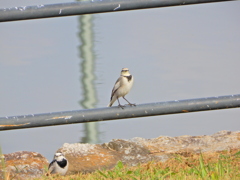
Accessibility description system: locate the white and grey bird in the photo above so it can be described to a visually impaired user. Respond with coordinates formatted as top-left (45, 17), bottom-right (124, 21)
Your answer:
top-left (48, 152), bottom-right (69, 176)
top-left (107, 68), bottom-right (135, 109)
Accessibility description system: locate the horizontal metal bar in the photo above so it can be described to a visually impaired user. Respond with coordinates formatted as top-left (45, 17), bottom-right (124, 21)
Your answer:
top-left (1, 94), bottom-right (240, 131)
top-left (0, 0), bottom-right (234, 22)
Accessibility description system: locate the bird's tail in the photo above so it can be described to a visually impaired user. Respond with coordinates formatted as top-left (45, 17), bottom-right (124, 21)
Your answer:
top-left (107, 102), bottom-right (113, 107)
top-left (107, 98), bottom-right (116, 107)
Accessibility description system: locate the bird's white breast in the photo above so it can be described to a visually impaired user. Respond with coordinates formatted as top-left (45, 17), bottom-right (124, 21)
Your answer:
top-left (116, 75), bottom-right (133, 97)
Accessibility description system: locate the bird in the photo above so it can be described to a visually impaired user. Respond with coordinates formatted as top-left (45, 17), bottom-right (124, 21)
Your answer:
top-left (48, 152), bottom-right (69, 176)
top-left (107, 68), bottom-right (135, 109)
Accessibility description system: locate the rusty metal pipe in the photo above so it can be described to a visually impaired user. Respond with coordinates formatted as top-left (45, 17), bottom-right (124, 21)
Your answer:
top-left (0, 0), bottom-right (235, 22)
top-left (0, 94), bottom-right (240, 131)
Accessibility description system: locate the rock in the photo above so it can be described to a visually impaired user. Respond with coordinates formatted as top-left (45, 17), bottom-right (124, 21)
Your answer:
top-left (129, 130), bottom-right (240, 154)
top-left (0, 151), bottom-right (48, 180)
top-left (58, 143), bottom-right (120, 174)
top-left (1, 131), bottom-right (239, 177)
top-left (57, 130), bottom-right (240, 174)
top-left (102, 139), bottom-right (168, 166)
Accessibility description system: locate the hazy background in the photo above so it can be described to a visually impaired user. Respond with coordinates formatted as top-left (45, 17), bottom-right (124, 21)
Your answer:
top-left (0, 0), bottom-right (239, 161)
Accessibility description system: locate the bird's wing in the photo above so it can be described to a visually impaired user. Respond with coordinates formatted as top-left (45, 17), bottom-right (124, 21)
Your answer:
top-left (110, 76), bottom-right (122, 99)
top-left (48, 160), bottom-right (56, 173)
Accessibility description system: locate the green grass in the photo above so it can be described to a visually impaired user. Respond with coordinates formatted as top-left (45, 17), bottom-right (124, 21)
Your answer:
top-left (36, 149), bottom-right (240, 180)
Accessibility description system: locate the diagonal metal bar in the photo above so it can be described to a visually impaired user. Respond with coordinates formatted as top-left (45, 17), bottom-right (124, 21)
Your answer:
top-left (0, 0), bottom-right (235, 22)
top-left (0, 94), bottom-right (240, 131)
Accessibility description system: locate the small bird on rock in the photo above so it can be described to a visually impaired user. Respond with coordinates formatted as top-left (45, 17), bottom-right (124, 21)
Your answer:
top-left (107, 68), bottom-right (135, 109)
top-left (48, 152), bottom-right (69, 176)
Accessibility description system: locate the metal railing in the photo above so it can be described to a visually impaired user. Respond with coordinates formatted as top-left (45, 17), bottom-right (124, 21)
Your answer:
top-left (0, 0), bottom-right (234, 22)
top-left (1, 94), bottom-right (240, 131)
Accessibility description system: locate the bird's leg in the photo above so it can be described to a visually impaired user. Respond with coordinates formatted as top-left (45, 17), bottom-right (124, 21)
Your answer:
top-left (123, 97), bottom-right (136, 106)
top-left (117, 98), bottom-right (125, 109)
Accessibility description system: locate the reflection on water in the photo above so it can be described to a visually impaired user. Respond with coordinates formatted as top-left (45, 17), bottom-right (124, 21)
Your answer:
top-left (78, 14), bottom-right (100, 144)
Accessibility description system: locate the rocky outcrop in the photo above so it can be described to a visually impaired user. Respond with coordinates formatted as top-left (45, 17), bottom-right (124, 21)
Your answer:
top-left (125, 130), bottom-right (240, 154)
top-left (58, 143), bottom-right (120, 174)
top-left (59, 130), bottom-right (240, 175)
top-left (0, 151), bottom-right (48, 179)
top-left (1, 130), bottom-right (239, 178)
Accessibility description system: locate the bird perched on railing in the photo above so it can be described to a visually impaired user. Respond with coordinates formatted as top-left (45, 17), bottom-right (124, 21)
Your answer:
top-left (48, 152), bottom-right (69, 176)
top-left (107, 68), bottom-right (135, 109)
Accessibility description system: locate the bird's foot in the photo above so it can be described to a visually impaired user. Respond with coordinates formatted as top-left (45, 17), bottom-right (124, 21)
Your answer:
top-left (128, 103), bottom-right (136, 106)
top-left (118, 104), bottom-right (125, 109)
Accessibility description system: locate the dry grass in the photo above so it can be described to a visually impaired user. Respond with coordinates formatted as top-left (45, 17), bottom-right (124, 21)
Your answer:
top-left (36, 149), bottom-right (240, 180)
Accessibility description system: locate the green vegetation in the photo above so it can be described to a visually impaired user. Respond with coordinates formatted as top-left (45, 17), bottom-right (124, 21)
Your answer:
top-left (38, 150), bottom-right (240, 180)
